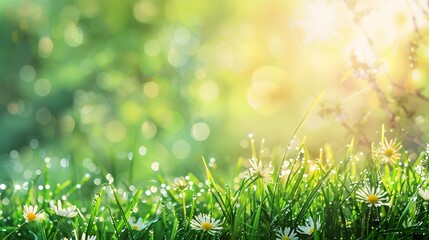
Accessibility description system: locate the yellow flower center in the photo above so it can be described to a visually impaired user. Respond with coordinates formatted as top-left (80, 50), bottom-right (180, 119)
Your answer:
top-left (384, 148), bottom-right (394, 158)
top-left (309, 227), bottom-right (314, 234)
top-left (131, 225), bottom-right (139, 230)
top-left (27, 212), bottom-right (37, 222)
top-left (367, 194), bottom-right (379, 204)
top-left (282, 236), bottom-right (290, 240)
top-left (201, 222), bottom-right (212, 230)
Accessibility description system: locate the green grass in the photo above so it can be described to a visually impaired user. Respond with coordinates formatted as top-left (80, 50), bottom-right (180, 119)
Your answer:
top-left (1, 131), bottom-right (429, 240)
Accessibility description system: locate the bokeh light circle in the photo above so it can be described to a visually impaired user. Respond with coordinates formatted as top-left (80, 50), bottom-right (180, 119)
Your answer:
top-left (247, 65), bottom-right (289, 115)
top-left (36, 108), bottom-right (52, 125)
top-left (19, 65), bottom-right (36, 82)
top-left (64, 24), bottom-right (83, 47)
top-left (141, 121), bottom-right (157, 139)
top-left (34, 78), bottom-right (51, 96)
top-left (38, 37), bottom-right (53, 58)
top-left (199, 81), bottom-right (219, 102)
top-left (105, 121), bottom-right (126, 142)
top-left (133, 1), bottom-right (158, 23)
top-left (192, 122), bottom-right (210, 141)
top-left (143, 82), bottom-right (159, 98)
top-left (172, 140), bottom-right (191, 159)
top-left (144, 39), bottom-right (161, 57)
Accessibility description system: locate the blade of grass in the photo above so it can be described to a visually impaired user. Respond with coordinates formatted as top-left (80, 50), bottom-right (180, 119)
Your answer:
top-left (186, 194), bottom-right (196, 231)
top-left (161, 201), bottom-right (168, 238)
top-left (133, 217), bottom-right (161, 239)
top-left (37, 220), bottom-right (47, 240)
top-left (2, 222), bottom-right (27, 240)
top-left (285, 141), bottom-right (308, 204)
top-left (394, 189), bottom-right (420, 229)
top-left (346, 137), bottom-right (355, 161)
top-left (86, 184), bottom-right (105, 237)
top-left (43, 161), bottom-right (50, 209)
top-left (66, 174), bottom-right (91, 196)
top-left (107, 206), bottom-right (120, 238)
top-left (250, 197), bottom-right (263, 240)
top-left (275, 92), bottom-right (325, 186)
top-left (295, 166), bottom-right (333, 225)
top-left (110, 184), bottom-right (143, 238)
top-left (111, 186), bottom-right (133, 238)
top-left (202, 157), bottom-right (223, 193)
top-left (128, 127), bottom-right (138, 183)
top-left (202, 157), bottom-right (232, 221)
top-left (25, 175), bottom-right (40, 205)
top-left (170, 208), bottom-right (179, 240)
top-left (54, 180), bottom-right (71, 197)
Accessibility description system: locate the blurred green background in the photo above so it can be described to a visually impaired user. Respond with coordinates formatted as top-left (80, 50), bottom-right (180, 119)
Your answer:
top-left (2, 0), bottom-right (429, 181)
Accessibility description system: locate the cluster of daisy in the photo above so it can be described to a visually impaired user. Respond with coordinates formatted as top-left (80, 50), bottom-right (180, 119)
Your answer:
top-left (188, 168), bottom-right (429, 238)
top-left (275, 217), bottom-right (321, 240)
top-left (23, 200), bottom-right (78, 222)
top-left (188, 213), bottom-right (322, 239)
top-left (350, 137), bottom-right (402, 208)
top-left (356, 136), bottom-right (429, 206)
top-left (355, 136), bottom-right (429, 222)
top-left (22, 200), bottom-right (96, 239)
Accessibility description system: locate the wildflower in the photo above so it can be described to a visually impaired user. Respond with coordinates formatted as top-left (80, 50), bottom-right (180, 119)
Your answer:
top-left (356, 186), bottom-right (389, 207)
top-left (190, 213), bottom-right (223, 235)
top-left (23, 204), bottom-right (44, 222)
top-left (128, 217), bottom-right (145, 231)
top-left (63, 229), bottom-right (96, 240)
top-left (376, 138), bottom-right (401, 165)
top-left (297, 217), bottom-right (321, 235)
top-left (276, 226), bottom-right (298, 240)
top-left (172, 177), bottom-right (188, 191)
top-left (249, 157), bottom-right (274, 183)
top-left (50, 200), bottom-right (78, 218)
top-left (418, 188), bottom-right (429, 201)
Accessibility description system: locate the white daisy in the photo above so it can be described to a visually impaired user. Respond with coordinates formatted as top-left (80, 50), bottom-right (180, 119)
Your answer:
top-left (23, 204), bottom-right (44, 222)
top-left (190, 213), bottom-right (223, 235)
top-left (418, 188), bottom-right (429, 201)
top-left (50, 200), bottom-right (78, 218)
top-left (172, 177), bottom-right (188, 191)
top-left (249, 157), bottom-right (274, 183)
top-left (297, 217), bottom-right (321, 236)
top-left (375, 138), bottom-right (402, 165)
top-left (356, 186), bottom-right (389, 207)
top-left (128, 217), bottom-right (145, 231)
top-left (276, 226), bottom-right (298, 240)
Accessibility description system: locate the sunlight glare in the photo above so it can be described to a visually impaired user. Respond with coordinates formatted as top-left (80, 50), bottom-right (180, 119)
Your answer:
top-left (347, 36), bottom-right (377, 65)
top-left (295, 0), bottom-right (340, 43)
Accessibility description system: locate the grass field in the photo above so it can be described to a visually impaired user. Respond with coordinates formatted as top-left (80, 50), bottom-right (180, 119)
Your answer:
top-left (1, 123), bottom-right (429, 240)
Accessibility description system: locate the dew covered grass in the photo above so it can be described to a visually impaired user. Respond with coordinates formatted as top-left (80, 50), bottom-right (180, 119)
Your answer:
top-left (2, 123), bottom-right (429, 240)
